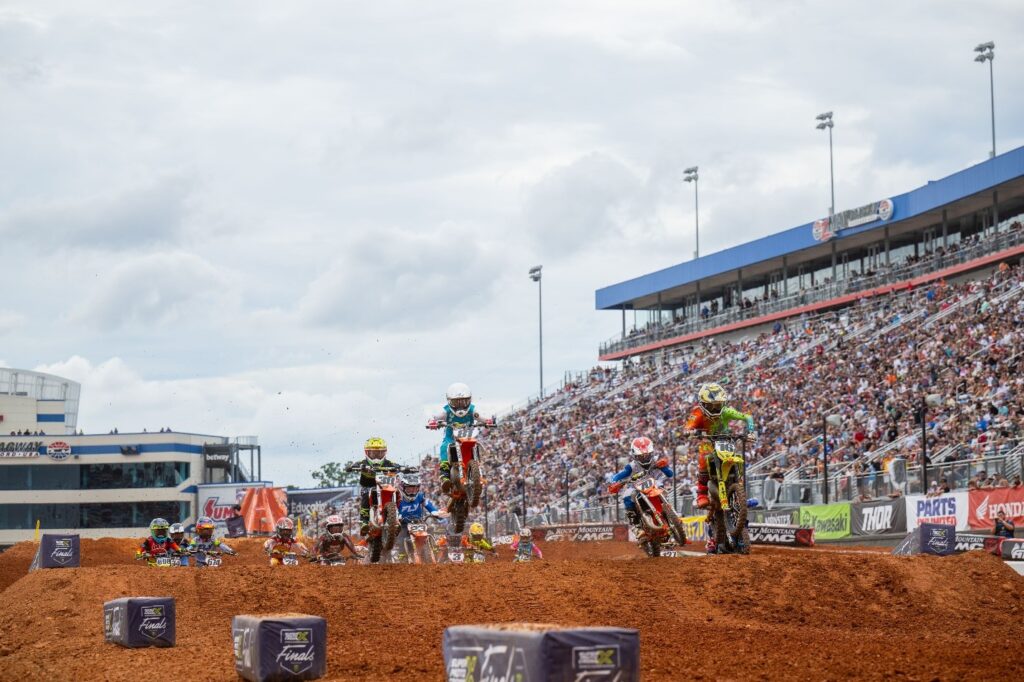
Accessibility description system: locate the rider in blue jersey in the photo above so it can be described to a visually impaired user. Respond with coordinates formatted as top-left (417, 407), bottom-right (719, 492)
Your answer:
top-left (395, 472), bottom-right (444, 555)
top-left (430, 382), bottom-right (484, 494)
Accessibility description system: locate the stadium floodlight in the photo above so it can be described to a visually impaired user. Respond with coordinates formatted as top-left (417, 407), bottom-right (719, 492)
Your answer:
top-left (821, 413), bottom-right (843, 503)
top-left (815, 111), bottom-right (836, 219)
top-left (683, 166), bottom-right (700, 259)
top-left (973, 42), bottom-right (996, 157)
top-left (528, 265), bottom-right (543, 398)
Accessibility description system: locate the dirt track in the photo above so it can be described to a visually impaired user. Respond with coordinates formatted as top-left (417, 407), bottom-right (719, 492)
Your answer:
top-left (1, 538), bottom-right (1022, 680)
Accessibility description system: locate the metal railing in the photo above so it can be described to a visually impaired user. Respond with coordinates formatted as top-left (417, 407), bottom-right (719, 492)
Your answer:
top-left (600, 224), bottom-right (1024, 356)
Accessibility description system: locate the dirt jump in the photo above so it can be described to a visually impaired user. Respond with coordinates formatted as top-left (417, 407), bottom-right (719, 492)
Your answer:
top-left (1, 538), bottom-right (1022, 680)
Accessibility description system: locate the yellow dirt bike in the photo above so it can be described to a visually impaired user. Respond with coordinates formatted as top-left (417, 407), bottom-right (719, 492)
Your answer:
top-left (696, 433), bottom-right (751, 554)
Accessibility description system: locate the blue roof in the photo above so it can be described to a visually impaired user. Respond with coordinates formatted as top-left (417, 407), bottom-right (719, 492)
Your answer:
top-left (596, 145), bottom-right (1024, 309)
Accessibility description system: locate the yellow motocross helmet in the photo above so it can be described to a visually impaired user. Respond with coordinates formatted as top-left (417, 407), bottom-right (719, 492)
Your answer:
top-left (469, 522), bottom-right (485, 539)
top-left (364, 437), bottom-right (387, 462)
top-left (698, 383), bottom-right (728, 418)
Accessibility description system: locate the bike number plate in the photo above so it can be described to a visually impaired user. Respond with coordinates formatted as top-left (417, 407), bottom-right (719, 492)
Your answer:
top-left (639, 477), bottom-right (657, 490)
top-left (205, 557), bottom-right (222, 567)
top-left (408, 524), bottom-right (426, 533)
top-left (449, 551), bottom-right (464, 563)
top-left (155, 556), bottom-right (172, 567)
top-left (283, 554), bottom-right (299, 566)
top-left (714, 440), bottom-right (732, 453)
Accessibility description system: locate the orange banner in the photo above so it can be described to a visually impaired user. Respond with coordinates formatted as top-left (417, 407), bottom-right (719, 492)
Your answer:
top-left (240, 487), bottom-right (289, 534)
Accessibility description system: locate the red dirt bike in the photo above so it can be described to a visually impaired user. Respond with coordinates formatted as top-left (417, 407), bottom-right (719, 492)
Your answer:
top-left (426, 417), bottom-right (495, 533)
top-left (347, 463), bottom-right (416, 563)
top-left (612, 475), bottom-right (687, 557)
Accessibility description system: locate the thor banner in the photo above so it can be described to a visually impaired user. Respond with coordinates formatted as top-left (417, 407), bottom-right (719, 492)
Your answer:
top-left (798, 503), bottom-right (851, 540)
top-left (851, 498), bottom-right (907, 535)
top-left (967, 488), bottom-right (1024, 530)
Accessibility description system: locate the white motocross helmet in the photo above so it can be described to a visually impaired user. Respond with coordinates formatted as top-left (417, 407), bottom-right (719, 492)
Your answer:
top-left (446, 382), bottom-right (472, 417)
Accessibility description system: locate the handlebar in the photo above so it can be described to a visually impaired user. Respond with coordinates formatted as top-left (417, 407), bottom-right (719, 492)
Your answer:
top-left (426, 417), bottom-right (497, 430)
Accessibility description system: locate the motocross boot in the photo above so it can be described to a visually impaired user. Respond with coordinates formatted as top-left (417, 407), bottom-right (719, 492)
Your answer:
top-left (695, 472), bottom-right (710, 509)
top-left (440, 460), bottom-right (452, 494)
top-left (705, 537), bottom-right (717, 554)
top-left (625, 509), bottom-right (645, 539)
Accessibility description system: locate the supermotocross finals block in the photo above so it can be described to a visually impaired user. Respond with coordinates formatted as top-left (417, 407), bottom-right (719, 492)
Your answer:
top-left (103, 597), bottom-right (176, 648)
top-left (28, 533), bottom-right (80, 570)
top-left (233, 614), bottom-right (327, 682)
top-left (443, 624), bottom-right (640, 682)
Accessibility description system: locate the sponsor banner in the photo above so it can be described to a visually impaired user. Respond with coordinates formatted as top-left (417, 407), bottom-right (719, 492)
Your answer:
top-left (953, 532), bottom-right (1002, 555)
top-left (749, 524), bottom-right (815, 547)
top-left (286, 487), bottom-right (359, 520)
top-left (1001, 538), bottom-right (1024, 561)
top-left (905, 492), bottom-right (969, 530)
top-left (798, 503), bottom-right (851, 540)
top-left (203, 445), bottom-right (232, 469)
top-left (444, 625), bottom-right (640, 682)
top-left (751, 509), bottom-right (798, 526)
top-left (679, 515), bottom-right (709, 544)
top-left (233, 614), bottom-right (327, 682)
top-left (968, 488), bottom-right (1024, 530)
top-left (0, 440), bottom-right (42, 457)
top-left (104, 597), bottom-right (176, 648)
top-left (538, 524), bottom-right (627, 543)
top-left (919, 523), bottom-right (955, 556)
top-left (813, 198), bottom-right (895, 241)
top-left (197, 483), bottom-right (269, 529)
top-left (851, 498), bottom-right (907, 536)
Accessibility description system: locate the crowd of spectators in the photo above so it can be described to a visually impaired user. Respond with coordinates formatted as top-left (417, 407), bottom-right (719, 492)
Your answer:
top-left (421, 257), bottom-right (1024, 519)
top-left (607, 219), bottom-right (1024, 354)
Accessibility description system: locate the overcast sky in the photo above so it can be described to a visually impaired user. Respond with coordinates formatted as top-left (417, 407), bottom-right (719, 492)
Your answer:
top-left (1, 1), bottom-right (1021, 485)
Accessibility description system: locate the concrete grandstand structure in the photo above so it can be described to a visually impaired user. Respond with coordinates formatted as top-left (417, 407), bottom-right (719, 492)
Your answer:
top-left (0, 368), bottom-right (263, 545)
top-left (596, 145), bottom-right (1024, 360)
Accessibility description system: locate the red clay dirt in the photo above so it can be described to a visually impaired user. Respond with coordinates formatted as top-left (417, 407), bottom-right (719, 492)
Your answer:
top-left (1, 539), bottom-right (1022, 680)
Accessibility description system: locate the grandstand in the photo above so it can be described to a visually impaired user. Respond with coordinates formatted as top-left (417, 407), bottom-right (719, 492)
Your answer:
top-left (427, 148), bottom-right (1024, 534)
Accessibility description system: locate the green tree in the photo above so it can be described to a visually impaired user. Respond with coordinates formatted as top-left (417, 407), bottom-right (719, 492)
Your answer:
top-left (310, 460), bottom-right (361, 488)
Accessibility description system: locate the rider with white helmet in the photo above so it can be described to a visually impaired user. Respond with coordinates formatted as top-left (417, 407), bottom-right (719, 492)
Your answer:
top-left (607, 436), bottom-right (676, 537)
top-left (429, 383), bottom-right (494, 493)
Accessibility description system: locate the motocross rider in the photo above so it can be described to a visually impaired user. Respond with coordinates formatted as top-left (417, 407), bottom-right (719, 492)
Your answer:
top-left (169, 523), bottom-right (189, 551)
top-left (312, 514), bottom-right (358, 562)
top-left (607, 436), bottom-right (675, 538)
top-left (684, 382), bottom-right (756, 552)
top-left (510, 527), bottom-right (543, 561)
top-left (135, 518), bottom-right (182, 560)
top-left (353, 437), bottom-right (402, 536)
top-left (187, 516), bottom-right (237, 557)
top-left (466, 522), bottom-right (497, 560)
top-left (429, 383), bottom-right (490, 494)
top-left (395, 471), bottom-right (443, 549)
top-left (263, 517), bottom-right (309, 566)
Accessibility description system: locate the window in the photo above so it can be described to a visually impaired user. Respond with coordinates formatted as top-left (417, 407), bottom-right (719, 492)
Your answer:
top-left (0, 462), bottom-right (190, 490)
top-left (0, 501), bottom-right (191, 529)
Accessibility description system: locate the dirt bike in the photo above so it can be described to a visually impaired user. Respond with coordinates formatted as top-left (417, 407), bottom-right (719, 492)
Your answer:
top-left (281, 552), bottom-right (300, 566)
top-left (402, 520), bottom-right (441, 565)
top-left (137, 549), bottom-right (183, 568)
top-left (193, 550), bottom-right (223, 568)
top-left (313, 552), bottom-right (346, 566)
top-left (626, 475), bottom-right (688, 557)
top-left (427, 417), bottom-right (495, 533)
top-left (696, 432), bottom-right (751, 555)
top-left (349, 464), bottom-right (412, 563)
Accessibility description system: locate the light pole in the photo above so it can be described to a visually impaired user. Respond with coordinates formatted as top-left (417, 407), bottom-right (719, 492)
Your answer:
top-left (920, 394), bottom-right (943, 492)
top-left (815, 112), bottom-right (835, 218)
top-left (683, 166), bottom-right (699, 259)
top-left (974, 41), bottom-right (996, 158)
top-left (821, 414), bottom-right (842, 503)
top-left (528, 265), bottom-right (543, 398)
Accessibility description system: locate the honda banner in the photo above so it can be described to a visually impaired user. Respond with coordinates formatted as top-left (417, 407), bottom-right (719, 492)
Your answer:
top-left (904, 492), bottom-right (969, 530)
top-left (967, 488), bottom-right (1024, 530)
top-left (798, 503), bottom-right (851, 540)
top-left (851, 498), bottom-right (907, 536)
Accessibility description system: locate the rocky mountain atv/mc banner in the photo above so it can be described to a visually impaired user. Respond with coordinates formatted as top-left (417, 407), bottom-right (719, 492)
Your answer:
top-left (798, 503), bottom-right (851, 540)
top-left (851, 498), bottom-right (907, 535)
top-left (967, 488), bottom-right (1024, 530)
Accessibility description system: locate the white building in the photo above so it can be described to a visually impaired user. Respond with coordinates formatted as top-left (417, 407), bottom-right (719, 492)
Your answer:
top-left (0, 368), bottom-right (263, 546)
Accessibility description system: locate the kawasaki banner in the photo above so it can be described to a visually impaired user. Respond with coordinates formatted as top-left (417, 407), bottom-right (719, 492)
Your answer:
top-left (798, 503), bottom-right (851, 540)
top-left (851, 498), bottom-right (907, 536)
